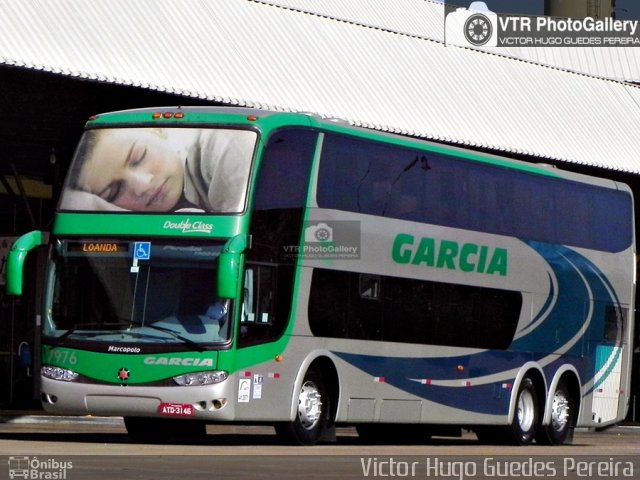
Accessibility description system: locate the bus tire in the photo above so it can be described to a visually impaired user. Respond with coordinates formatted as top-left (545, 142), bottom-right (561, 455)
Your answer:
top-left (536, 379), bottom-right (575, 445)
top-left (476, 376), bottom-right (539, 445)
top-left (509, 376), bottom-right (539, 445)
top-left (275, 368), bottom-right (329, 445)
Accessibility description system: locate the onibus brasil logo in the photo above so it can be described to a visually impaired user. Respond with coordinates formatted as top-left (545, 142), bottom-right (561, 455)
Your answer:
top-left (8, 456), bottom-right (73, 479)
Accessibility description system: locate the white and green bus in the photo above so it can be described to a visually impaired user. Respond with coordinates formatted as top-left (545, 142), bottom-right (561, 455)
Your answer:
top-left (6, 107), bottom-right (635, 445)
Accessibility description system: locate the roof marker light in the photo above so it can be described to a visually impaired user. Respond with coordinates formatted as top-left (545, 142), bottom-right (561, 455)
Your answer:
top-left (247, 115), bottom-right (258, 121)
top-left (163, 112), bottom-right (173, 119)
top-left (152, 112), bottom-right (162, 119)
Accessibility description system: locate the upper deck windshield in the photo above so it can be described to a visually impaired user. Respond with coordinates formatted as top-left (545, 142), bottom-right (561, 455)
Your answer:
top-left (44, 239), bottom-right (231, 348)
top-left (58, 127), bottom-right (257, 213)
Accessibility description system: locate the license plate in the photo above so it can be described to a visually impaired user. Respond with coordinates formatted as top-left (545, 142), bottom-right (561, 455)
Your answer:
top-left (158, 402), bottom-right (194, 417)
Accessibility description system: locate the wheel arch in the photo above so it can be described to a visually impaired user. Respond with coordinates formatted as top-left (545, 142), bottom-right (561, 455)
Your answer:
top-left (288, 350), bottom-right (340, 424)
top-left (508, 362), bottom-right (547, 424)
top-left (541, 365), bottom-right (581, 427)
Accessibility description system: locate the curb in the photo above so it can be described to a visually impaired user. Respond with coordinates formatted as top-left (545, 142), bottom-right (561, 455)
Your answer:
top-left (1, 414), bottom-right (124, 426)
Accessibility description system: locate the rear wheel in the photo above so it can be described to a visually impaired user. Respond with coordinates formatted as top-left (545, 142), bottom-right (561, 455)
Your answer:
top-left (536, 380), bottom-right (575, 445)
top-left (275, 368), bottom-right (330, 445)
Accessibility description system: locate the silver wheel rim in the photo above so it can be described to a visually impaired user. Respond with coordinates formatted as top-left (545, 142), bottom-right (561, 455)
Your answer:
top-left (297, 380), bottom-right (323, 430)
top-left (517, 388), bottom-right (535, 432)
top-left (551, 390), bottom-right (570, 432)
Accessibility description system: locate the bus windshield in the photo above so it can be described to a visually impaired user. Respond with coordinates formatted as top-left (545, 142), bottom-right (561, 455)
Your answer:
top-left (44, 239), bottom-right (231, 347)
top-left (58, 127), bottom-right (257, 213)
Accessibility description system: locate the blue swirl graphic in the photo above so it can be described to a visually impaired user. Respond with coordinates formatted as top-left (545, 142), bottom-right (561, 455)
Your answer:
top-left (332, 240), bottom-right (623, 415)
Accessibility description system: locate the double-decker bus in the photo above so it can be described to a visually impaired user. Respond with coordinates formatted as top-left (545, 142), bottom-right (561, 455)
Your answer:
top-left (6, 107), bottom-right (635, 446)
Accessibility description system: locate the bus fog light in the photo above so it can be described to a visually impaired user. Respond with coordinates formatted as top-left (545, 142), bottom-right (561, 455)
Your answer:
top-left (42, 366), bottom-right (79, 382)
top-left (41, 393), bottom-right (58, 404)
top-left (173, 371), bottom-right (228, 386)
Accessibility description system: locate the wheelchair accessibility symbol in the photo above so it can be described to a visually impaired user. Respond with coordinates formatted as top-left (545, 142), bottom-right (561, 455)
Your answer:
top-left (134, 242), bottom-right (151, 260)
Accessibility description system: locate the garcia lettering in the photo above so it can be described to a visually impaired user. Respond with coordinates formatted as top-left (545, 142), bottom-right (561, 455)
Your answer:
top-left (392, 233), bottom-right (508, 276)
top-left (144, 356), bottom-right (214, 367)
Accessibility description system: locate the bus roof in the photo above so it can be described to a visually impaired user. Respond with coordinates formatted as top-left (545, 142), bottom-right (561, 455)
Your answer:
top-left (86, 106), bottom-right (629, 193)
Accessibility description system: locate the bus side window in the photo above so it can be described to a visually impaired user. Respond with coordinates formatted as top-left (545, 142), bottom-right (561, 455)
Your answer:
top-left (241, 269), bottom-right (255, 323)
top-left (239, 265), bottom-right (279, 346)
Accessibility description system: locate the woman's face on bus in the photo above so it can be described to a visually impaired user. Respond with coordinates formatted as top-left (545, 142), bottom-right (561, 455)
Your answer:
top-left (77, 129), bottom-right (185, 211)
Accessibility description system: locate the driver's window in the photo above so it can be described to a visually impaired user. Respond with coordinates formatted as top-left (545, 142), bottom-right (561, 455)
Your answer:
top-left (242, 269), bottom-right (255, 323)
top-left (239, 265), bottom-right (278, 346)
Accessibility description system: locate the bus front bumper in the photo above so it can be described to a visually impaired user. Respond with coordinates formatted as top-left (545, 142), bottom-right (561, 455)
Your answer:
top-left (40, 376), bottom-right (235, 421)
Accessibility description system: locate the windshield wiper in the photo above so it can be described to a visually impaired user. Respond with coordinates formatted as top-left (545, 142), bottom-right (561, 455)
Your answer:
top-left (52, 328), bottom-right (77, 346)
top-left (124, 320), bottom-right (207, 352)
top-left (50, 327), bottom-right (100, 347)
top-left (49, 321), bottom-right (207, 352)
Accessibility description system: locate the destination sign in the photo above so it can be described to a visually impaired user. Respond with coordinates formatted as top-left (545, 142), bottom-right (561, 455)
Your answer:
top-left (67, 241), bottom-right (129, 254)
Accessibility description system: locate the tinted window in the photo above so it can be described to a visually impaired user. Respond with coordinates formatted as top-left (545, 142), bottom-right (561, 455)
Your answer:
top-left (317, 134), bottom-right (632, 252)
top-left (60, 128), bottom-right (257, 213)
top-left (309, 268), bottom-right (522, 349)
top-left (253, 128), bottom-right (317, 210)
top-left (242, 129), bottom-right (318, 347)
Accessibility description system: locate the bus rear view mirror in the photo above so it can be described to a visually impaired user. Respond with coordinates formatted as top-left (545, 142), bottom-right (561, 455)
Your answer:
top-left (5, 230), bottom-right (47, 295)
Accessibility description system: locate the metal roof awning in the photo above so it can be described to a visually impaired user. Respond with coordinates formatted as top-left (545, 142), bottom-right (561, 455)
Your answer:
top-left (1, 0), bottom-right (639, 173)
top-left (263, 0), bottom-right (640, 84)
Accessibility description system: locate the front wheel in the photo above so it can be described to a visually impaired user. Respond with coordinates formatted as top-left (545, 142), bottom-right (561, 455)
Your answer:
top-left (536, 380), bottom-right (575, 445)
top-left (275, 368), bottom-right (329, 445)
top-left (476, 376), bottom-right (539, 445)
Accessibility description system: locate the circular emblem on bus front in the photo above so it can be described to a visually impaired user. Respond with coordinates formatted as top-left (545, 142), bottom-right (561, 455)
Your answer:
top-left (464, 13), bottom-right (492, 46)
top-left (118, 368), bottom-right (130, 381)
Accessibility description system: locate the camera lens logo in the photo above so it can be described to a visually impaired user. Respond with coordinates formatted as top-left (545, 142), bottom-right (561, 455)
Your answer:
top-left (464, 13), bottom-right (493, 46)
top-left (305, 222), bottom-right (333, 243)
top-left (444, 4), bottom-right (498, 48)
top-left (314, 226), bottom-right (331, 241)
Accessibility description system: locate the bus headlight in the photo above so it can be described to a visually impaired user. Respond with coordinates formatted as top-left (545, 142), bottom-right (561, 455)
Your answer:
top-left (41, 366), bottom-right (79, 382)
top-left (173, 371), bottom-right (228, 386)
